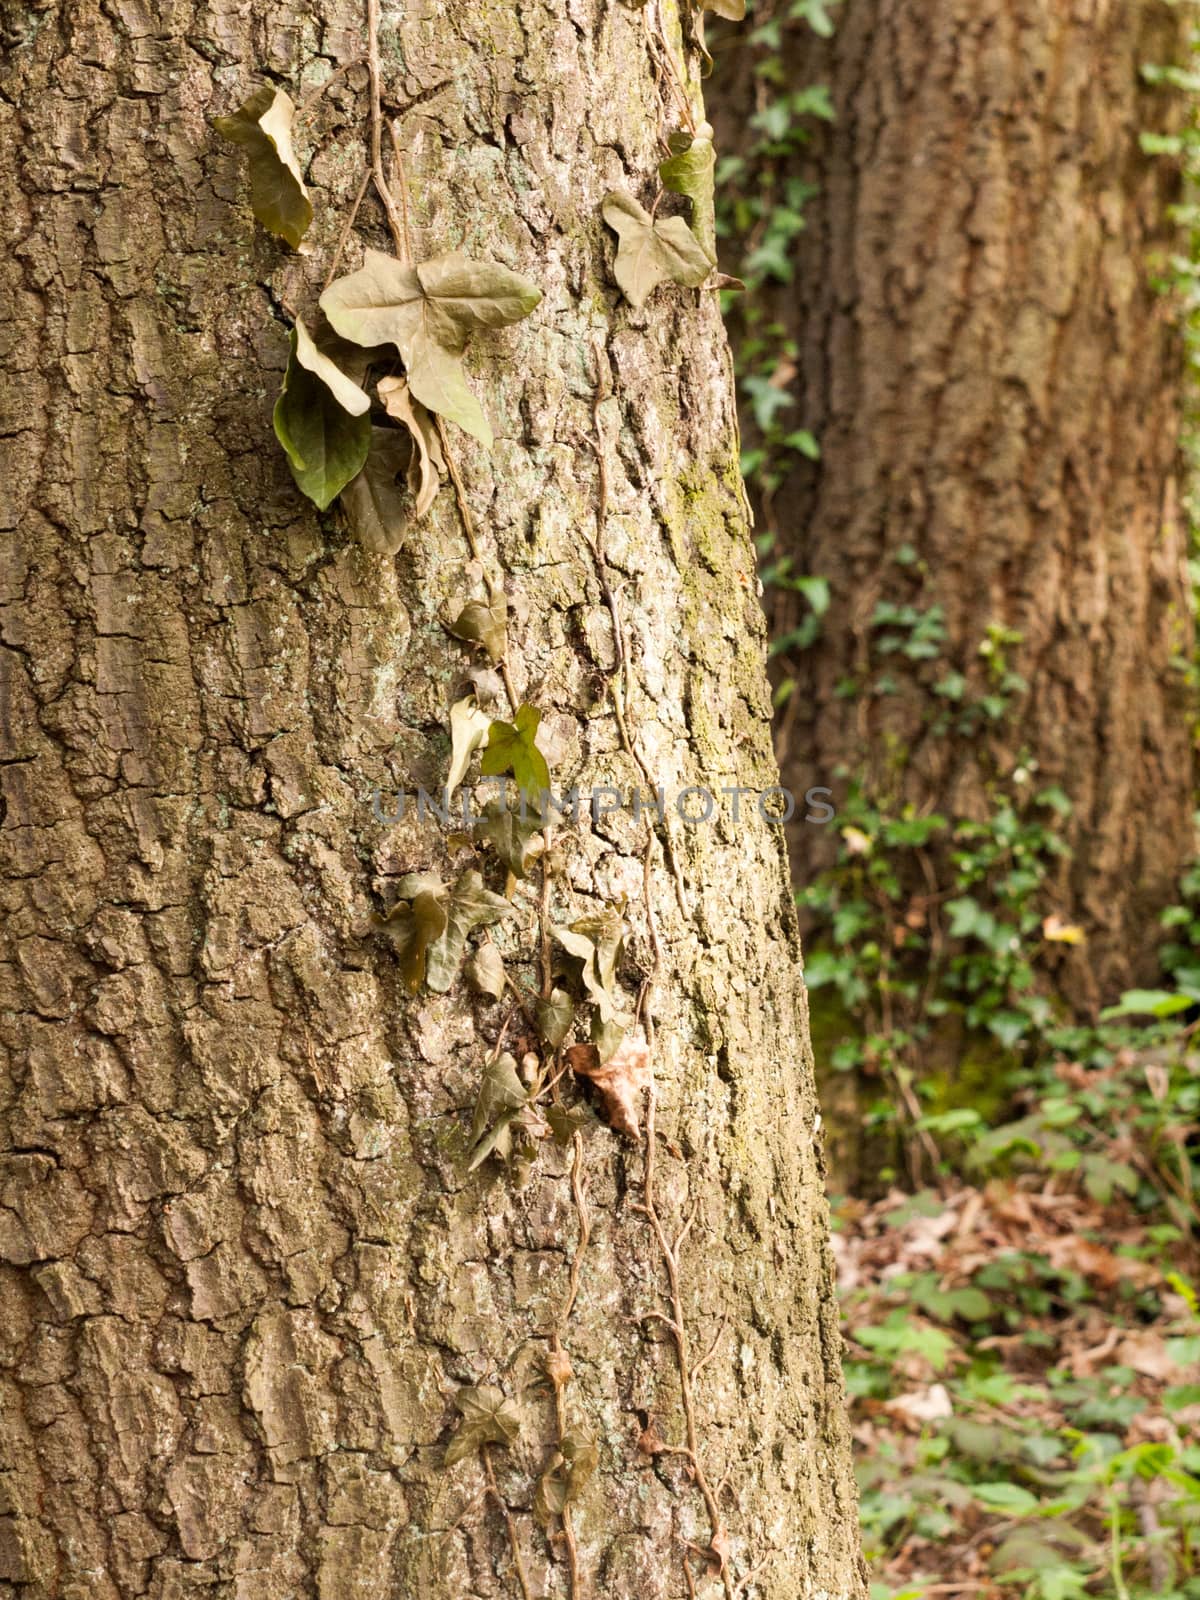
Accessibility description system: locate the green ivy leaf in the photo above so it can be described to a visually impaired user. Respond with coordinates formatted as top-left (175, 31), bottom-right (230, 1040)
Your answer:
top-left (340, 427), bottom-right (413, 554)
top-left (213, 84), bottom-right (313, 248)
top-left (426, 869), bottom-right (514, 992)
top-left (480, 705), bottom-right (550, 799)
top-left (554, 909), bottom-right (626, 1023)
top-left (535, 986), bottom-right (574, 1048)
top-left (535, 1431), bottom-right (599, 1523)
top-left (468, 1049), bottom-right (528, 1170)
top-left (659, 122), bottom-right (717, 261)
top-left (273, 322), bottom-right (372, 509)
top-left (443, 1384), bottom-right (522, 1467)
top-left (319, 248), bottom-right (542, 446)
top-left (370, 872), bottom-right (448, 992)
top-left (475, 800), bottom-right (542, 877)
top-left (546, 1103), bottom-right (591, 1145)
top-left (601, 191), bottom-right (714, 309)
top-left (448, 592), bottom-right (508, 664)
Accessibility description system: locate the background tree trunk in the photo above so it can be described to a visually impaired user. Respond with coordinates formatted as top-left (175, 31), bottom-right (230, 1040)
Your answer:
top-left (716, 0), bottom-right (1196, 1012)
top-left (0, 2), bottom-right (862, 1597)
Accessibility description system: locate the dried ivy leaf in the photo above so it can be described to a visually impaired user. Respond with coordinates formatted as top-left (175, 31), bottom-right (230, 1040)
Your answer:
top-left (567, 1030), bottom-right (651, 1139)
top-left (377, 374), bottom-right (445, 518)
top-left (447, 695), bottom-right (493, 799)
top-left (534, 1433), bottom-right (597, 1525)
top-left (466, 942), bottom-right (506, 1000)
top-left (475, 800), bottom-right (542, 877)
top-left (703, 0), bottom-right (745, 15)
top-left (319, 248), bottom-right (542, 446)
top-left (535, 986), bottom-right (574, 1048)
top-left (468, 1050), bottom-right (528, 1170)
top-left (444, 1384), bottom-right (522, 1467)
top-left (481, 704), bottom-right (550, 800)
top-left (447, 593), bottom-right (508, 664)
top-left (340, 427), bottom-right (412, 554)
top-left (213, 84), bottom-right (313, 248)
top-left (371, 873), bottom-right (448, 992)
top-left (274, 324), bottom-right (372, 510)
top-left (554, 909), bottom-right (626, 1022)
top-left (426, 869), bottom-right (514, 993)
top-left (659, 122), bottom-right (717, 262)
top-left (590, 1012), bottom-right (627, 1065)
top-left (601, 191), bottom-right (714, 310)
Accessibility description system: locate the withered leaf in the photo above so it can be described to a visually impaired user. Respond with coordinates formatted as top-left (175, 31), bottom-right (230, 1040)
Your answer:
top-left (567, 1029), bottom-right (651, 1139)
top-left (447, 592), bottom-right (508, 664)
top-left (447, 694), bottom-right (493, 799)
top-left (601, 191), bottom-right (713, 310)
top-left (443, 1384), bottom-right (522, 1467)
top-left (213, 84), bottom-right (313, 248)
top-left (426, 869), bottom-right (514, 992)
top-left (466, 942), bottom-right (506, 1000)
top-left (377, 373), bottom-right (445, 519)
top-left (320, 248), bottom-right (542, 446)
top-left (340, 427), bottom-right (413, 555)
top-left (703, 0), bottom-right (745, 15)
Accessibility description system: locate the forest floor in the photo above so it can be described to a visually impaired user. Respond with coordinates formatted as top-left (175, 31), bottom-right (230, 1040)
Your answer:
top-left (830, 1039), bottom-right (1200, 1600)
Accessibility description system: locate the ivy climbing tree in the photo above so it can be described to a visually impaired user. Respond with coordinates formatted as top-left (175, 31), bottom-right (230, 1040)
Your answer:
top-left (0, 2), bottom-right (862, 1599)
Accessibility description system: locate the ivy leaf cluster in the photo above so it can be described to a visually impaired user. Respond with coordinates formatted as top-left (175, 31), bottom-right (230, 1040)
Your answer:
top-left (371, 869), bottom-right (513, 993)
top-left (213, 86), bottom-right (313, 248)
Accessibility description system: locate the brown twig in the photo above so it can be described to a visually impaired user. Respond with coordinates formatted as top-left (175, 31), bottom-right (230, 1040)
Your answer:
top-left (323, 167), bottom-right (372, 291)
top-left (388, 118), bottom-right (415, 264)
top-left (546, 1132), bottom-right (592, 1598)
top-left (636, 1086), bottom-right (734, 1600)
top-left (481, 1444), bottom-right (534, 1600)
top-left (298, 54), bottom-right (366, 118)
top-left (365, 0), bottom-right (408, 256)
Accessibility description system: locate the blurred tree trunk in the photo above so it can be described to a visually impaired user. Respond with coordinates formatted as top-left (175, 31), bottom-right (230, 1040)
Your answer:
top-left (0, 1), bottom-right (863, 1597)
top-left (715, 0), bottom-right (1196, 1012)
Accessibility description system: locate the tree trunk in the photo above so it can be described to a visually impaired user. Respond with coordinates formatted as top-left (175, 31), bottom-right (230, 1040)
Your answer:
top-left (0, 2), bottom-right (862, 1598)
top-left (717, 0), bottom-right (1195, 1012)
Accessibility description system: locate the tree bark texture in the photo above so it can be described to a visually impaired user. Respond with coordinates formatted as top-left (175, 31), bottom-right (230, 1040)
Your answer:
top-left (717, 0), bottom-right (1195, 1010)
top-left (0, 2), bottom-right (863, 1597)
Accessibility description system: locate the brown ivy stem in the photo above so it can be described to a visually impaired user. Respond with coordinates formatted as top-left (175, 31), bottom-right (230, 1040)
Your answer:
top-left (481, 1444), bottom-right (534, 1600)
top-left (583, 387), bottom-right (689, 919)
top-left (636, 1088), bottom-right (734, 1600)
top-left (365, 0), bottom-right (408, 257)
top-left (297, 54), bottom-right (366, 118)
top-left (548, 1132), bottom-right (591, 1598)
top-left (387, 119), bottom-right (415, 264)
top-left (323, 167), bottom-right (371, 292)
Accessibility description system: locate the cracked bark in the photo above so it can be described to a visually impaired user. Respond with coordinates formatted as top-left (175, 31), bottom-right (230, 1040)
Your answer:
top-left (0, 2), bottom-right (862, 1598)
top-left (714, 0), bottom-right (1195, 1011)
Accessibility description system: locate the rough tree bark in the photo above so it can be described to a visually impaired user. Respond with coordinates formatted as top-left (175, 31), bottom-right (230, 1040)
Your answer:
top-left (0, 2), bottom-right (862, 1598)
top-left (717, 0), bottom-right (1196, 1011)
